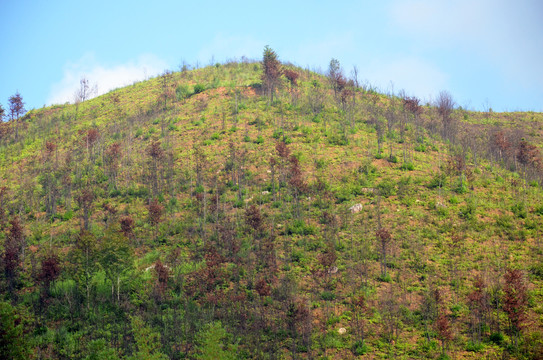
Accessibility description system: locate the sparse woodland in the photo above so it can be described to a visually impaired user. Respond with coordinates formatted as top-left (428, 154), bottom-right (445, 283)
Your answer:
top-left (0, 48), bottom-right (542, 359)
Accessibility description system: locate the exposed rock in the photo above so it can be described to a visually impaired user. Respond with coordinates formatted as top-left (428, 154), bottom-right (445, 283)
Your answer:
top-left (349, 203), bottom-right (363, 213)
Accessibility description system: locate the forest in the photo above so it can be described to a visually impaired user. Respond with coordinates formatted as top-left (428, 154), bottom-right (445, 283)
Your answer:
top-left (0, 46), bottom-right (542, 359)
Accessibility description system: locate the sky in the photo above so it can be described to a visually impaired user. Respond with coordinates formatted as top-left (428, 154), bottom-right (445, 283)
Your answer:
top-left (0, 0), bottom-right (542, 114)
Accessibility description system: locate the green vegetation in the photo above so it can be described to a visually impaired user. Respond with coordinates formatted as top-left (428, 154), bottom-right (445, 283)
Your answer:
top-left (0, 50), bottom-right (542, 359)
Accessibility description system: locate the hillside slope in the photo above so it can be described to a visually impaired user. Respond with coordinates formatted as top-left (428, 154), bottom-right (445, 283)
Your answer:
top-left (0, 60), bottom-right (542, 359)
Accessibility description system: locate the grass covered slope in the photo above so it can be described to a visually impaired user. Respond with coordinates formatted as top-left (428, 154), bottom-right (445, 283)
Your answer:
top-left (0, 59), bottom-right (542, 359)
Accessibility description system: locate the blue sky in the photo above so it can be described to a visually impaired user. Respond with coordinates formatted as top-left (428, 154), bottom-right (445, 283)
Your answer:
top-left (1, 0), bottom-right (541, 113)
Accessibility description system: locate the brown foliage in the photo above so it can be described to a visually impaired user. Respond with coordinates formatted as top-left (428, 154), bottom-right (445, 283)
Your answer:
top-left (492, 130), bottom-right (511, 154)
top-left (288, 155), bottom-right (306, 194)
top-left (76, 189), bottom-right (94, 230)
top-left (0, 186), bottom-right (8, 228)
top-left (340, 88), bottom-right (353, 106)
top-left (446, 154), bottom-right (466, 175)
top-left (517, 138), bottom-right (540, 167)
top-left (503, 268), bottom-right (528, 334)
top-left (105, 142), bottom-right (122, 165)
top-left (403, 96), bottom-right (422, 115)
top-left (318, 242), bottom-right (337, 270)
top-left (245, 204), bottom-right (263, 233)
top-left (3, 218), bottom-right (24, 286)
top-left (262, 46), bottom-right (282, 103)
top-left (147, 199), bottom-right (164, 227)
top-left (84, 128), bottom-right (99, 147)
top-left (275, 141), bottom-right (290, 159)
top-left (120, 216), bottom-right (135, 239)
top-left (284, 69), bottom-right (299, 87)
top-left (154, 259), bottom-right (170, 298)
top-left (436, 314), bottom-right (453, 344)
top-left (255, 278), bottom-right (271, 297)
top-left (38, 255), bottom-right (60, 289)
top-left (376, 228), bottom-right (391, 245)
top-left (147, 141), bottom-right (164, 160)
top-left (45, 141), bottom-right (57, 156)
top-left (8, 92), bottom-right (25, 120)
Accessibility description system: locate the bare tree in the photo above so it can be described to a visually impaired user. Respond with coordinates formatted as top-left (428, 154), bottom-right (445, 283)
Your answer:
top-left (74, 77), bottom-right (97, 103)
top-left (435, 90), bottom-right (456, 141)
top-left (73, 77), bottom-right (97, 121)
top-left (327, 58), bottom-right (346, 100)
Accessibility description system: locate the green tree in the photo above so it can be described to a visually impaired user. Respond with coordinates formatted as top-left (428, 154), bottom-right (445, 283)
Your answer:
top-left (194, 321), bottom-right (238, 360)
top-left (84, 339), bottom-right (121, 360)
top-left (128, 315), bottom-right (168, 360)
top-left (98, 229), bottom-right (131, 304)
top-left (0, 301), bottom-right (29, 360)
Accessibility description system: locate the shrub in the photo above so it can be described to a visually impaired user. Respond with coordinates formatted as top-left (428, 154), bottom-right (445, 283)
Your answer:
top-left (321, 291), bottom-right (336, 301)
top-left (400, 162), bottom-right (414, 171)
top-left (414, 144), bottom-right (427, 152)
top-left (489, 332), bottom-right (504, 345)
top-left (193, 83), bottom-right (205, 94)
top-left (286, 220), bottom-right (315, 235)
top-left (465, 341), bottom-right (484, 352)
top-left (428, 173), bottom-right (447, 189)
top-left (210, 132), bottom-right (220, 140)
top-left (377, 179), bottom-right (396, 198)
top-left (511, 202), bottom-right (527, 219)
top-left (176, 84), bottom-right (191, 100)
top-left (459, 199), bottom-right (477, 220)
top-left (352, 340), bottom-right (369, 356)
top-left (254, 135), bottom-right (264, 144)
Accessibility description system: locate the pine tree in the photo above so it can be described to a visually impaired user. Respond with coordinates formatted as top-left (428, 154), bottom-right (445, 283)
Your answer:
top-left (262, 46), bottom-right (282, 106)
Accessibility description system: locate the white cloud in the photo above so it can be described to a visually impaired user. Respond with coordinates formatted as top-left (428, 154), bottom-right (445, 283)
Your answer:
top-left (388, 0), bottom-right (543, 89)
top-left (363, 56), bottom-right (448, 100)
top-left (197, 34), bottom-right (265, 64)
top-left (285, 33), bottom-right (356, 69)
top-left (47, 53), bottom-right (169, 105)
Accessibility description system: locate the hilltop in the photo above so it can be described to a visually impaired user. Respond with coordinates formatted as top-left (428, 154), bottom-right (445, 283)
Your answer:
top-left (0, 56), bottom-right (542, 359)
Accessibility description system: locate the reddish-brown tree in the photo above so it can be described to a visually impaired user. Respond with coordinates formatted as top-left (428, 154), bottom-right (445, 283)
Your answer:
top-left (284, 69), bottom-right (300, 105)
top-left (104, 142), bottom-right (122, 188)
top-left (76, 188), bottom-right (94, 231)
top-left (284, 69), bottom-right (299, 87)
top-left (37, 255), bottom-right (60, 296)
top-left (147, 141), bottom-right (164, 197)
top-left (120, 215), bottom-right (135, 240)
top-left (82, 128), bottom-right (100, 161)
top-left (262, 46), bottom-right (282, 105)
top-left (3, 218), bottom-right (24, 294)
top-left (467, 276), bottom-right (490, 343)
top-left (245, 204), bottom-right (263, 235)
top-left (8, 92), bottom-right (25, 140)
top-left (0, 186), bottom-right (8, 229)
top-left (503, 268), bottom-right (528, 343)
top-left (376, 228), bottom-right (392, 278)
top-left (153, 259), bottom-right (170, 301)
top-left (148, 199), bottom-right (164, 241)
top-left (436, 314), bottom-right (453, 354)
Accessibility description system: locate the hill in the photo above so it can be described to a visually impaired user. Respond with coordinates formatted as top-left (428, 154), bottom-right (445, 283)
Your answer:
top-left (0, 57), bottom-right (542, 359)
